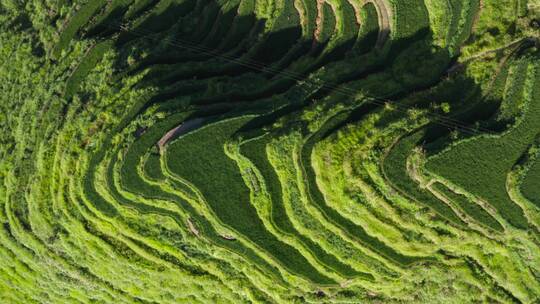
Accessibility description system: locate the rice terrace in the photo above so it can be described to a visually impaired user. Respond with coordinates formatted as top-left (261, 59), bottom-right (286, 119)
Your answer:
top-left (1, 0), bottom-right (540, 302)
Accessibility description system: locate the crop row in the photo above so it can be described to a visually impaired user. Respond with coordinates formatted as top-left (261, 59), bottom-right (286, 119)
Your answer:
top-left (426, 55), bottom-right (540, 230)
top-left (4, 0), bottom-right (540, 302)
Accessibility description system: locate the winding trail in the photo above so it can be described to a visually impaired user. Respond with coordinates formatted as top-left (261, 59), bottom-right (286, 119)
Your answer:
top-left (447, 37), bottom-right (538, 74)
top-left (313, 0), bottom-right (326, 46)
top-left (157, 118), bottom-right (206, 152)
top-left (187, 218), bottom-right (201, 237)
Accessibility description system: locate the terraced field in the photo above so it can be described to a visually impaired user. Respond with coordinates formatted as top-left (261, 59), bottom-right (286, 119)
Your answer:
top-left (0, 0), bottom-right (539, 302)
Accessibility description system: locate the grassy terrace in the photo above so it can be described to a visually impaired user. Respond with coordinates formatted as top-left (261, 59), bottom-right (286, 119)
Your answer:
top-left (431, 183), bottom-right (504, 232)
top-left (352, 3), bottom-right (379, 54)
top-left (238, 134), bottom-right (367, 279)
top-left (114, 112), bottom-right (306, 290)
top-left (2, 0), bottom-right (540, 302)
top-left (521, 158), bottom-right (540, 208)
top-left (426, 55), bottom-right (540, 229)
top-left (165, 116), bottom-right (335, 284)
top-left (301, 108), bottom-right (424, 266)
top-left (65, 39), bottom-right (115, 98)
top-left (53, 0), bottom-right (108, 58)
top-left (383, 130), bottom-right (467, 227)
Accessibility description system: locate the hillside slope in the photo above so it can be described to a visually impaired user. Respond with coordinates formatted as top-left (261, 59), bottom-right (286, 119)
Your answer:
top-left (0, 0), bottom-right (539, 302)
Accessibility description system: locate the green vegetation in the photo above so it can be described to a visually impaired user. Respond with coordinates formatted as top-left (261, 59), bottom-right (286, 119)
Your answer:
top-left (53, 0), bottom-right (108, 58)
top-left (239, 134), bottom-right (366, 279)
top-left (1, 0), bottom-right (540, 303)
top-left (165, 116), bottom-right (335, 284)
top-left (65, 39), bottom-right (114, 98)
top-left (426, 55), bottom-right (539, 229)
top-left (383, 130), bottom-right (466, 226)
top-left (521, 158), bottom-right (540, 207)
top-left (431, 183), bottom-right (504, 232)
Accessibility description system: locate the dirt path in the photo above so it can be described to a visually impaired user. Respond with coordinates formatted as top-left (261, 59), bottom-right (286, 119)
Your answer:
top-left (447, 37), bottom-right (536, 75)
top-left (313, 0), bottom-right (392, 50)
top-left (220, 234), bottom-right (236, 240)
top-left (464, 38), bottom-right (532, 63)
top-left (349, 0), bottom-right (364, 25)
top-left (157, 118), bottom-right (206, 152)
top-left (187, 218), bottom-right (200, 237)
top-left (294, 0), bottom-right (309, 37)
top-left (339, 279), bottom-right (353, 288)
top-left (313, 0), bottom-right (326, 47)
top-left (470, 0), bottom-right (484, 34)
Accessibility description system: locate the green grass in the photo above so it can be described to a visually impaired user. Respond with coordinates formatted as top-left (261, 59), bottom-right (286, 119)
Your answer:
top-left (390, 0), bottom-right (430, 40)
top-left (64, 39), bottom-right (114, 98)
top-left (298, 0), bottom-right (317, 36)
top-left (53, 0), bottom-right (108, 58)
top-left (383, 130), bottom-right (466, 226)
top-left (187, 1), bottom-right (221, 42)
top-left (3, 1), bottom-right (540, 302)
top-left (84, 0), bottom-right (135, 36)
top-left (240, 133), bottom-right (366, 278)
top-left (333, 0), bottom-right (360, 43)
top-left (119, 112), bottom-right (189, 201)
top-left (143, 152), bottom-right (165, 181)
top-left (446, 0), bottom-right (481, 50)
top-left (201, 4), bottom-right (240, 48)
top-left (319, 3), bottom-right (336, 42)
top-left (217, 0), bottom-right (257, 50)
top-left (426, 56), bottom-right (539, 229)
top-left (116, 0), bottom-right (198, 45)
top-left (301, 110), bottom-right (425, 266)
top-left (432, 183), bottom-right (504, 231)
top-left (495, 60), bottom-right (529, 124)
top-left (351, 3), bottom-right (379, 54)
top-left (521, 158), bottom-right (540, 208)
top-left (166, 116), bottom-right (335, 284)
top-left (125, 0), bottom-right (160, 19)
top-left (83, 111), bottom-right (291, 290)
